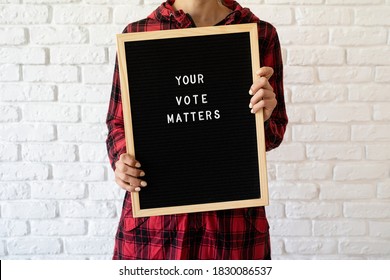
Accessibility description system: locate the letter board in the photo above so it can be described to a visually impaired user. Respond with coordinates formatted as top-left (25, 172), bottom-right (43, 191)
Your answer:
top-left (116, 23), bottom-right (268, 217)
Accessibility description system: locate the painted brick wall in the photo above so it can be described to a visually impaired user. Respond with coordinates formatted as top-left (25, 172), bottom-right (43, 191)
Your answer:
top-left (0, 0), bottom-right (389, 259)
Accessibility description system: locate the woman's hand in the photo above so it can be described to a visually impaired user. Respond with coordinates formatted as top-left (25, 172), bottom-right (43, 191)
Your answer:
top-left (114, 153), bottom-right (147, 192)
top-left (248, 66), bottom-right (277, 122)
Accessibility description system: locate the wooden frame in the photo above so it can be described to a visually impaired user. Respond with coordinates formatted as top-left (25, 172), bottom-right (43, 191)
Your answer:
top-left (116, 23), bottom-right (268, 217)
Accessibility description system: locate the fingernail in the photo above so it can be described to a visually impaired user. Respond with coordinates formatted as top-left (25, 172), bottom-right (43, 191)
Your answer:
top-left (249, 89), bottom-right (253, 95)
top-left (141, 181), bottom-right (147, 187)
top-left (140, 171), bottom-right (145, 177)
top-left (135, 187), bottom-right (141, 192)
top-left (135, 162), bottom-right (141, 168)
top-left (251, 109), bottom-right (255, 114)
top-left (249, 103), bottom-right (253, 109)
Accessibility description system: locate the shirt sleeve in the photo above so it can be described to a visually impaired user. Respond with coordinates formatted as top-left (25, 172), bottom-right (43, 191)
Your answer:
top-left (106, 55), bottom-right (127, 170)
top-left (260, 25), bottom-right (288, 151)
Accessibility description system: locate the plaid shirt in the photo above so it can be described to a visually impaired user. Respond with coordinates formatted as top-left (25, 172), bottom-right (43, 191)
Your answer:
top-left (106, 0), bottom-right (288, 260)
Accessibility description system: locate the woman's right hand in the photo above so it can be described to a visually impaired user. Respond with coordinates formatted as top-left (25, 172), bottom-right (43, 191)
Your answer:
top-left (114, 153), bottom-right (147, 192)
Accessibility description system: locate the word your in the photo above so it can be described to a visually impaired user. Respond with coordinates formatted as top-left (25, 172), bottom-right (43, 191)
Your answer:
top-left (175, 74), bottom-right (204, 86)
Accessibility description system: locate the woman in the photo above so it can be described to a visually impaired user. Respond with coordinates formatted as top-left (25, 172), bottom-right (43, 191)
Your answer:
top-left (106, 0), bottom-right (288, 260)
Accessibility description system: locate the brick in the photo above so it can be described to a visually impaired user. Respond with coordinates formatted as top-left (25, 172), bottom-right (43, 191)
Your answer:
top-left (287, 47), bottom-right (344, 66)
top-left (291, 85), bottom-right (347, 103)
top-left (89, 219), bottom-right (118, 236)
top-left (296, 7), bottom-right (352, 25)
top-left (376, 67), bottom-right (390, 83)
top-left (31, 220), bottom-right (87, 236)
top-left (2, 201), bottom-right (57, 219)
top-left (52, 164), bottom-right (105, 181)
top-left (344, 202), bottom-right (390, 218)
top-left (114, 5), bottom-right (156, 24)
top-left (0, 183), bottom-right (29, 200)
top-left (318, 67), bottom-right (373, 83)
top-left (30, 26), bottom-right (88, 45)
top-left (373, 104), bottom-right (390, 121)
top-left (0, 143), bottom-right (18, 161)
top-left (269, 182), bottom-right (318, 200)
top-left (334, 163), bottom-right (388, 181)
top-left (307, 144), bottom-right (363, 160)
top-left (0, 5), bottom-right (49, 24)
top-left (352, 125), bottom-right (390, 141)
top-left (0, 84), bottom-right (56, 102)
top-left (348, 48), bottom-right (390, 66)
top-left (265, 202), bottom-right (285, 219)
top-left (31, 182), bottom-right (85, 199)
top-left (277, 162), bottom-right (332, 180)
top-left (59, 201), bottom-right (116, 218)
top-left (0, 105), bottom-right (20, 122)
top-left (82, 105), bottom-right (108, 123)
top-left (0, 124), bottom-right (55, 141)
top-left (58, 84), bottom-right (110, 103)
top-left (369, 221), bottom-right (390, 238)
top-left (248, 6), bottom-right (293, 25)
top-left (286, 202), bottom-right (342, 218)
top-left (339, 239), bottom-right (390, 255)
top-left (285, 238), bottom-right (337, 254)
top-left (54, 6), bottom-right (110, 24)
top-left (88, 182), bottom-right (123, 200)
top-left (64, 237), bottom-right (113, 254)
top-left (51, 46), bottom-right (106, 64)
top-left (349, 84), bottom-right (390, 101)
top-left (7, 238), bottom-right (61, 255)
top-left (293, 125), bottom-right (349, 142)
top-left (278, 27), bottom-right (328, 46)
top-left (377, 181), bottom-right (390, 199)
top-left (269, 219), bottom-right (311, 236)
top-left (313, 220), bottom-right (366, 237)
top-left (366, 144), bottom-right (390, 160)
top-left (23, 104), bottom-right (80, 123)
top-left (320, 182), bottom-right (375, 200)
top-left (79, 143), bottom-right (108, 162)
top-left (82, 65), bottom-right (113, 84)
top-left (0, 163), bottom-right (49, 181)
top-left (0, 241), bottom-right (5, 256)
top-left (355, 7), bottom-right (390, 26)
top-left (58, 124), bottom-right (107, 142)
top-left (23, 66), bottom-right (79, 83)
top-left (0, 27), bottom-right (26, 45)
top-left (89, 26), bottom-right (123, 45)
top-left (267, 143), bottom-right (306, 162)
top-left (316, 104), bottom-right (371, 122)
top-left (330, 27), bottom-right (387, 46)
top-left (0, 220), bottom-right (28, 237)
top-left (283, 66), bottom-right (315, 84)
top-left (22, 144), bottom-right (77, 162)
top-left (285, 105), bottom-right (314, 123)
top-left (0, 64), bottom-right (19, 81)
top-left (0, 47), bottom-right (46, 64)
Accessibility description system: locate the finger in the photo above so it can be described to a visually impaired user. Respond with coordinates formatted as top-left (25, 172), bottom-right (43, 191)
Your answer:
top-left (119, 153), bottom-right (141, 168)
top-left (249, 77), bottom-right (273, 95)
top-left (115, 160), bottom-right (145, 177)
top-left (255, 67), bottom-right (274, 79)
top-left (249, 89), bottom-right (275, 108)
top-left (115, 177), bottom-right (141, 192)
top-left (251, 98), bottom-right (277, 115)
top-left (116, 170), bottom-right (147, 187)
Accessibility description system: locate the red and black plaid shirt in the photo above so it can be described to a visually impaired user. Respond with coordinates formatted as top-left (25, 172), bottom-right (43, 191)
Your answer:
top-left (106, 0), bottom-right (288, 260)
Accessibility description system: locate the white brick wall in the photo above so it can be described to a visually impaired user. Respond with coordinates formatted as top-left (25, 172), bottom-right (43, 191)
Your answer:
top-left (0, 0), bottom-right (389, 260)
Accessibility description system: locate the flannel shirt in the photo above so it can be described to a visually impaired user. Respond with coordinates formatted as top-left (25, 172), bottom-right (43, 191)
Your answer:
top-left (106, 0), bottom-right (288, 260)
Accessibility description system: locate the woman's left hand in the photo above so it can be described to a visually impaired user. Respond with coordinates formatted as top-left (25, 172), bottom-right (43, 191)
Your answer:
top-left (248, 66), bottom-right (277, 122)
